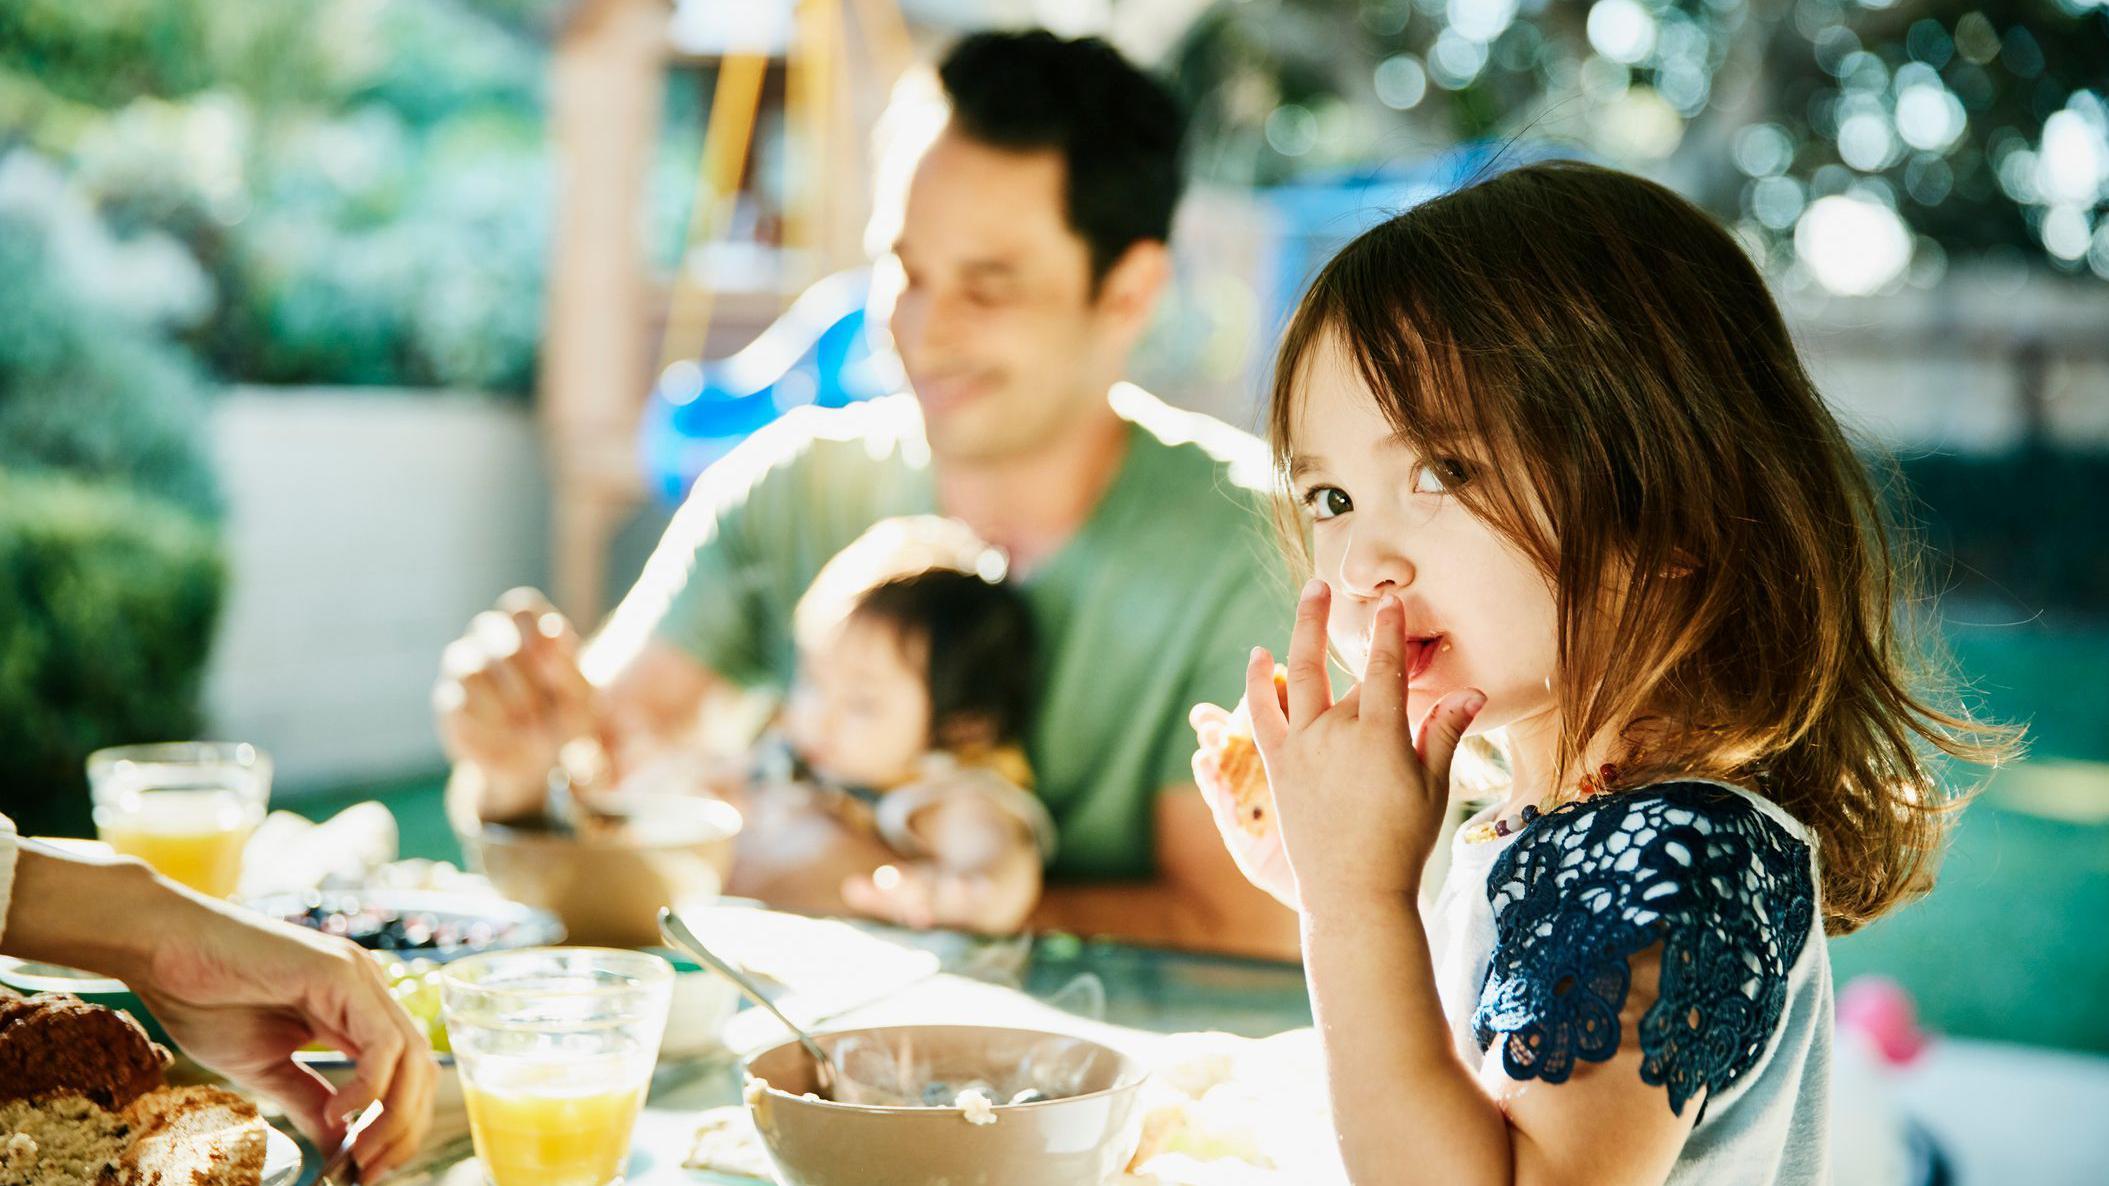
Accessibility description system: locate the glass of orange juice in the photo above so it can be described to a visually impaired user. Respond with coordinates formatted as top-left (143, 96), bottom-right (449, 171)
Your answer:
top-left (441, 949), bottom-right (674, 1186)
top-left (88, 742), bottom-right (271, 898)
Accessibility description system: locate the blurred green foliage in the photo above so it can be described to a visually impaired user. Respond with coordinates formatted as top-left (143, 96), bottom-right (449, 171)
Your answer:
top-left (0, 211), bottom-right (221, 520)
top-left (0, 0), bottom-right (566, 394)
top-left (0, 470), bottom-right (225, 837)
top-left (1169, 0), bottom-right (2109, 279)
top-left (0, 173), bottom-right (228, 833)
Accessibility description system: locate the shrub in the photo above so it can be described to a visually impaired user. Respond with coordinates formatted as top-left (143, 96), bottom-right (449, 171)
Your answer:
top-left (0, 470), bottom-right (225, 837)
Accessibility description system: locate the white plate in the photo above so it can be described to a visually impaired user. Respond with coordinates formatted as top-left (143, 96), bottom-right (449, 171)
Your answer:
top-left (0, 955), bottom-right (128, 996)
top-left (263, 1125), bottom-right (304, 1186)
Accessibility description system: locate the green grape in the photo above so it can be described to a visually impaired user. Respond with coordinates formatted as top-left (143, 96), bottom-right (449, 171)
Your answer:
top-left (372, 951), bottom-right (451, 1055)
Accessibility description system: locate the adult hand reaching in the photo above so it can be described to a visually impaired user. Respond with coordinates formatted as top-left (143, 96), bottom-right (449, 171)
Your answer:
top-left (135, 905), bottom-right (437, 1177)
top-left (3, 843), bottom-right (437, 1178)
top-left (433, 586), bottom-right (606, 821)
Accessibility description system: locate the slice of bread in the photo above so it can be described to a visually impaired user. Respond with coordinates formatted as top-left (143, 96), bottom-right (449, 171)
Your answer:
top-left (116, 1088), bottom-right (267, 1186)
top-left (0, 1088), bottom-right (269, 1186)
top-left (0, 991), bottom-right (266, 1186)
top-left (0, 992), bottom-right (170, 1110)
top-left (1216, 668), bottom-right (1287, 838)
top-left (1214, 732), bottom-right (1273, 837)
top-left (0, 1093), bottom-right (130, 1186)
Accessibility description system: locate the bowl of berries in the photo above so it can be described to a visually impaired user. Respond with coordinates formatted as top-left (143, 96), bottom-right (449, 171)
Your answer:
top-left (257, 888), bottom-right (565, 962)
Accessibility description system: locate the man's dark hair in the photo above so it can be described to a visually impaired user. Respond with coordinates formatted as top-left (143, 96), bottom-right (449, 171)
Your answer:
top-left (938, 29), bottom-right (1186, 285)
top-left (852, 568), bottom-right (1036, 752)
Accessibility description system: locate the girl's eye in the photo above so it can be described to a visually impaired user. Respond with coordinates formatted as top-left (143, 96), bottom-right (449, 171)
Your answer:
top-left (1303, 486), bottom-right (1353, 520)
top-left (1413, 458), bottom-right (1473, 494)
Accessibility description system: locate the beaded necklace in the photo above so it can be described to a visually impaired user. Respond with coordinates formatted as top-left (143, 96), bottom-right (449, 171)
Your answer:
top-left (1461, 761), bottom-right (1625, 844)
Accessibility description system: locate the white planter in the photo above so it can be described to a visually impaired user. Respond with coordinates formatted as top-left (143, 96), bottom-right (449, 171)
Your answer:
top-left (203, 388), bottom-right (549, 791)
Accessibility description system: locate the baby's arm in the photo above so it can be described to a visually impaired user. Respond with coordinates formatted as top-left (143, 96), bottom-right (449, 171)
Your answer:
top-left (908, 793), bottom-right (1036, 873)
top-left (841, 779), bottom-right (1048, 933)
top-left (1303, 895), bottom-right (1694, 1186)
top-left (911, 797), bottom-right (1043, 933)
top-left (724, 781), bottom-right (897, 917)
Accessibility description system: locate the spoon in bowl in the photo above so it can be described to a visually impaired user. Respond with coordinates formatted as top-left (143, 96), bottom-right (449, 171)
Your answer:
top-left (656, 907), bottom-right (838, 1097)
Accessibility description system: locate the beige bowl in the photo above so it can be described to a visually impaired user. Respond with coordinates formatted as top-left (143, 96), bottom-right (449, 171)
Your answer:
top-left (465, 792), bottom-right (741, 947)
top-left (745, 1024), bottom-right (1148, 1186)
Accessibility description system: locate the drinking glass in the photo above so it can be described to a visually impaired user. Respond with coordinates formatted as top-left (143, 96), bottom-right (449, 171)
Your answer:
top-left (441, 948), bottom-right (675, 1186)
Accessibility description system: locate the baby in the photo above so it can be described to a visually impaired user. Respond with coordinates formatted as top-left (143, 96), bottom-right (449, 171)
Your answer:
top-left (725, 517), bottom-right (1054, 934)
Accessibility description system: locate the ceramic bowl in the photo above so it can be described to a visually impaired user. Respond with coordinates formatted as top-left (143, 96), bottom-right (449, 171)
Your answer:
top-left (744, 1024), bottom-right (1148, 1186)
top-left (466, 793), bottom-right (741, 947)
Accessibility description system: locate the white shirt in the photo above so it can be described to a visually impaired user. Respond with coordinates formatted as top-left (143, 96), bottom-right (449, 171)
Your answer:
top-left (0, 812), bottom-right (18, 947)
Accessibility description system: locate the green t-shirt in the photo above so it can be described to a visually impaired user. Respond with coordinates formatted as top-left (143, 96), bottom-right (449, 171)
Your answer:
top-left (640, 386), bottom-right (1294, 880)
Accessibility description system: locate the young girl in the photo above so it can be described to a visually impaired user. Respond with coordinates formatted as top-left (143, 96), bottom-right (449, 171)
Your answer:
top-left (727, 516), bottom-right (1055, 933)
top-left (1193, 162), bottom-right (2017, 1185)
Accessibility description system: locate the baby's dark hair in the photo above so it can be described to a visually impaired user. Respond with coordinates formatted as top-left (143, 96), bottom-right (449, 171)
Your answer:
top-left (850, 568), bottom-right (1036, 754)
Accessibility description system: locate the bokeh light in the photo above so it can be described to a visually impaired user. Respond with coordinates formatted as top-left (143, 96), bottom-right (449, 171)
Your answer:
top-left (1735, 124), bottom-right (1796, 177)
top-left (1585, 0), bottom-right (1657, 65)
top-left (1796, 193), bottom-right (1913, 294)
top-left (1428, 28), bottom-right (1490, 88)
top-left (1895, 78), bottom-right (1967, 153)
top-left (2034, 105), bottom-right (2109, 207)
top-left (1447, 0), bottom-right (1518, 45)
top-left (1375, 55), bottom-right (1430, 111)
top-left (1265, 104), bottom-right (1319, 157)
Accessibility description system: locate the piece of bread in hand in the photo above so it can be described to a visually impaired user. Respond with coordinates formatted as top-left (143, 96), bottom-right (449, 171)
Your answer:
top-left (1215, 667), bottom-right (1288, 837)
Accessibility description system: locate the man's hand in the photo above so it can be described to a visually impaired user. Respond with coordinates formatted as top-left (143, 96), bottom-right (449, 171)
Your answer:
top-left (433, 587), bottom-right (604, 820)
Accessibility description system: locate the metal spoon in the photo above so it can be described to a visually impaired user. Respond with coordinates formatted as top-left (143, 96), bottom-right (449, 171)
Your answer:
top-left (656, 907), bottom-right (838, 1097)
top-left (316, 1099), bottom-right (382, 1186)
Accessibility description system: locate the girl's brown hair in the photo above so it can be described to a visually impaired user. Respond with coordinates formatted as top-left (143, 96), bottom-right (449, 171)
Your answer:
top-left (1271, 160), bottom-right (2021, 933)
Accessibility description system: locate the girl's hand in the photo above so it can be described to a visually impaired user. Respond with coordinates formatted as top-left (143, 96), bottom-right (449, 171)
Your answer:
top-left (1248, 581), bottom-right (1485, 907)
top-left (1189, 700), bottom-right (1299, 911)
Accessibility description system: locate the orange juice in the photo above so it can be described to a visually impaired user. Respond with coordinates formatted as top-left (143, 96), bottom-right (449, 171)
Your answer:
top-left (463, 1073), bottom-right (648, 1186)
top-left (97, 789), bottom-right (256, 897)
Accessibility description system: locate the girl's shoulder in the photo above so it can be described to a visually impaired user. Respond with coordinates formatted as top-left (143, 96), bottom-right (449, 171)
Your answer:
top-left (1474, 781), bottom-right (1822, 1115)
top-left (1497, 779), bottom-right (1814, 882)
top-left (1486, 780), bottom-right (1819, 948)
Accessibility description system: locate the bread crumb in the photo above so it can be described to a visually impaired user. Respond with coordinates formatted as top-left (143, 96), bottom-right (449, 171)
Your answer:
top-left (684, 1106), bottom-right (772, 1179)
top-left (2, 1130), bottom-right (40, 1171)
top-left (954, 1088), bottom-right (996, 1126)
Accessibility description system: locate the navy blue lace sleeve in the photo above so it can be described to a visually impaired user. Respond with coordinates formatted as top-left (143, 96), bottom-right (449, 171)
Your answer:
top-left (1470, 782), bottom-right (1816, 1116)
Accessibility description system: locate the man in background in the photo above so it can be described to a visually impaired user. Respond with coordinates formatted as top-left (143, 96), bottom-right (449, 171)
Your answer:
top-left (437, 30), bottom-right (1298, 959)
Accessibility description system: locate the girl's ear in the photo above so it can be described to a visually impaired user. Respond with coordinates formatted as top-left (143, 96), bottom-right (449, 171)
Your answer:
top-left (935, 711), bottom-right (1001, 755)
